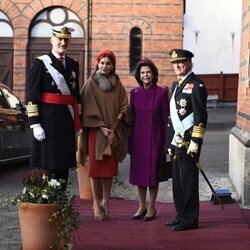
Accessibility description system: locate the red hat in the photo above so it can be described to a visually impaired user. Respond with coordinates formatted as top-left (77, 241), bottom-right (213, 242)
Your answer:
top-left (96, 50), bottom-right (116, 65)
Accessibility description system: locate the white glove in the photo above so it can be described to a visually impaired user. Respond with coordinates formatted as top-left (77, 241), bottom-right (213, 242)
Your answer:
top-left (167, 148), bottom-right (172, 155)
top-left (187, 140), bottom-right (198, 154)
top-left (174, 134), bottom-right (183, 148)
top-left (76, 128), bottom-right (83, 136)
top-left (32, 124), bottom-right (46, 141)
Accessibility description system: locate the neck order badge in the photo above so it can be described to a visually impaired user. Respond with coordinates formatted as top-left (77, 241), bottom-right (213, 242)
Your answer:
top-left (58, 57), bottom-right (64, 62)
top-left (178, 79), bottom-right (183, 86)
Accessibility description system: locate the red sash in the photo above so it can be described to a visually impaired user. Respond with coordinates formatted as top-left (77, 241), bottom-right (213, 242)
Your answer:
top-left (40, 92), bottom-right (81, 132)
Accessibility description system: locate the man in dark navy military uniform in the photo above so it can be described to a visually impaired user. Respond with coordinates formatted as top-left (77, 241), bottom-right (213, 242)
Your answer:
top-left (166, 49), bottom-right (208, 231)
top-left (26, 26), bottom-right (82, 187)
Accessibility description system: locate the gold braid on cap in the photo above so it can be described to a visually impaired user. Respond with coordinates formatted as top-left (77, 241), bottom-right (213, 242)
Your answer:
top-left (192, 123), bottom-right (205, 139)
top-left (170, 50), bottom-right (189, 62)
top-left (171, 57), bottom-right (188, 62)
top-left (52, 27), bottom-right (71, 39)
top-left (27, 102), bottom-right (39, 117)
top-left (172, 51), bottom-right (178, 59)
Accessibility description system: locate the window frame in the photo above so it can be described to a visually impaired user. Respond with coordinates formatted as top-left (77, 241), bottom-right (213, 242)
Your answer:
top-left (129, 27), bottom-right (142, 74)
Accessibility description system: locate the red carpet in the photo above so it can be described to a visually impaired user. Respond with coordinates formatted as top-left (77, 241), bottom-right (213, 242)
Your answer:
top-left (73, 197), bottom-right (250, 250)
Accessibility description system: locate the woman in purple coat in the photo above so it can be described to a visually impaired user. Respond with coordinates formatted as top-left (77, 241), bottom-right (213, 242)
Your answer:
top-left (129, 58), bottom-right (169, 221)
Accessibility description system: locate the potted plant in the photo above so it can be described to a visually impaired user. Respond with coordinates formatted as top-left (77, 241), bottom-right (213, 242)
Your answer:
top-left (77, 162), bottom-right (93, 200)
top-left (9, 168), bottom-right (80, 250)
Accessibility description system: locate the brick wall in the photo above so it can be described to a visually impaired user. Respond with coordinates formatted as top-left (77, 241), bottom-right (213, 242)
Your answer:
top-left (229, 0), bottom-right (250, 206)
top-left (0, 0), bottom-right (88, 101)
top-left (0, 0), bottom-right (183, 101)
top-left (237, 0), bottom-right (250, 133)
top-left (91, 0), bottom-right (183, 91)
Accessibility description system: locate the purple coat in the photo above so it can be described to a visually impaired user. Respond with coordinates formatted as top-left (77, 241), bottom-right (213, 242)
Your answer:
top-left (129, 85), bottom-right (169, 186)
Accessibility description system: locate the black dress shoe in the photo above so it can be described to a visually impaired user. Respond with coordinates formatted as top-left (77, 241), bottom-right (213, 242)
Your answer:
top-left (172, 223), bottom-right (198, 231)
top-left (165, 219), bottom-right (180, 226)
top-left (144, 209), bottom-right (157, 221)
top-left (132, 209), bottom-right (147, 220)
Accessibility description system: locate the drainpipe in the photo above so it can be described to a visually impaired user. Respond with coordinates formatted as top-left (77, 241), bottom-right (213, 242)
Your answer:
top-left (86, 0), bottom-right (91, 79)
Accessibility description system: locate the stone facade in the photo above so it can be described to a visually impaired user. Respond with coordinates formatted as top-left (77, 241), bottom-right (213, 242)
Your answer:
top-left (0, 0), bottom-right (183, 101)
top-left (229, 0), bottom-right (250, 205)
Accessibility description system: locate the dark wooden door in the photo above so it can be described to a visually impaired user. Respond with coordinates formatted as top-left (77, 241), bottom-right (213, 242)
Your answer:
top-left (0, 38), bottom-right (13, 89)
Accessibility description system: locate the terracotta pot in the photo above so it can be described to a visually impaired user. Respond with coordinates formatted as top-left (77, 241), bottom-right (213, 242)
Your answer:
top-left (77, 163), bottom-right (93, 200)
top-left (18, 202), bottom-right (60, 250)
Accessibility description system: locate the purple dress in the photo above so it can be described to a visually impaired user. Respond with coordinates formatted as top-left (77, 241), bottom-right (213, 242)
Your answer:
top-left (129, 85), bottom-right (169, 187)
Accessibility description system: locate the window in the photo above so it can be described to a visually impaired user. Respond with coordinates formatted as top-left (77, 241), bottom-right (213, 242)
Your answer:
top-left (0, 90), bottom-right (9, 109)
top-left (0, 11), bottom-right (13, 37)
top-left (0, 11), bottom-right (13, 88)
top-left (129, 27), bottom-right (142, 74)
top-left (29, 7), bottom-right (84, 38)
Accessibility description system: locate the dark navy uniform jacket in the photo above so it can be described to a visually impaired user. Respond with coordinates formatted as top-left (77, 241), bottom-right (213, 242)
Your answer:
top-left (167, 72), bottom-right (208, 148)
top-left (26, 52), bottom-right (80, 170)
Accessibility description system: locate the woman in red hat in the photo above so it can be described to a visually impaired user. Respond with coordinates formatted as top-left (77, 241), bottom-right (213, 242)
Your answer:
top-left (78, 50), bottom-right (132, 220)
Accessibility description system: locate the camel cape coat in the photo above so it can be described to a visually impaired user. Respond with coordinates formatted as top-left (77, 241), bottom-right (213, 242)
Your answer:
top-left (77, 76), bottom-right (132, 165)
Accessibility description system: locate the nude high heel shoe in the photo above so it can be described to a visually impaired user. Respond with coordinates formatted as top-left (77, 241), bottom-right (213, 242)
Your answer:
top-left (92, 205), bottom-right (104, 221)
top-left (100, 204), bottom-right (113, 220)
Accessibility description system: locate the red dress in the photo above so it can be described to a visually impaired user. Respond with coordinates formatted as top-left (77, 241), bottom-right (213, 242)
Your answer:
top-left (88, 128), bottom-right (118, 177)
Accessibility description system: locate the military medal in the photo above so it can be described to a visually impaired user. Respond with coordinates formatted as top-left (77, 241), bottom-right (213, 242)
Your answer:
top-left (182, 83), bottom-right (194, 94)
top-left (71, 71), bottom-right (76, 79)
top-left (177, 98), bottom-right (187, 116)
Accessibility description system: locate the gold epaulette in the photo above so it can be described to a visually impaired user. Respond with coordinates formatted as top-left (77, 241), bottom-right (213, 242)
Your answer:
top-left (27, 102), bottom-right (39, 117)
top-left (192, 123), bottom-right (205, 139)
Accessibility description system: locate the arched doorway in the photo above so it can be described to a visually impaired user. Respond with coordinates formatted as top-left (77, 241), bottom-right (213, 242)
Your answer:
top-left (27, 6), bottom-right (85, 86)
top-left (0, 11), bottom-right (13, 88)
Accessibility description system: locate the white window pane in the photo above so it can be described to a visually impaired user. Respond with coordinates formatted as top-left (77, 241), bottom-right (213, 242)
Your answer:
top-left (31, 23), bottom-right (52, 37)
top-left (0, 23), bottom-right (13, 37)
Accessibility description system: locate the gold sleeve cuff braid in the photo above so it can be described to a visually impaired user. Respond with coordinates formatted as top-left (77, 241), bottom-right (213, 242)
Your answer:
top-left (192, 123), bottom-right (205, 139)
top-left (27, 102), bottom-right (39, 117)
